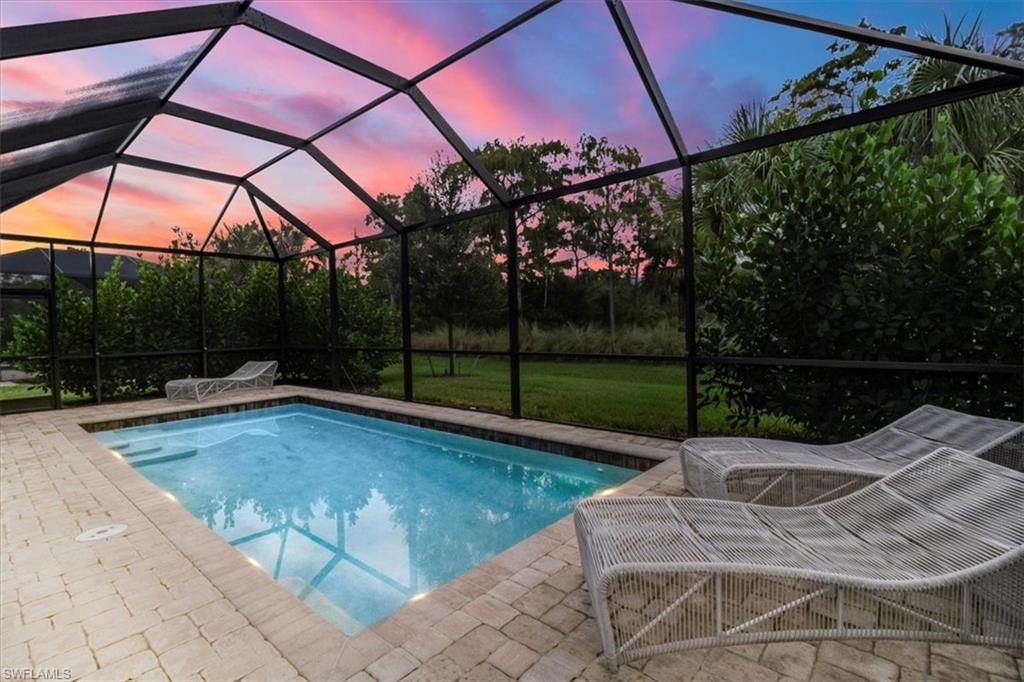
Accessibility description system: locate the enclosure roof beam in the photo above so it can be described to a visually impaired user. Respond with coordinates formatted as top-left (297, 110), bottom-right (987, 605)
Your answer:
top-left (606, 0), bottom-right (689, 164)
top-left (1, 100), bottom-right (163, 154)
top-left (118, 154), bottom-right (243, 184)
top-left (687, 73), bottom-right (1023, 164)
top-left (681, 0), bottom-right (1024, 77)
top-left (282, 245), bottom-right (335, 261)
top-left (246, 1), bottom-right (562, 209)
top-left (200, 186), bottom-right (240, 251)
top-left (0, 2), bottom-right (245, 59)
top-left (243, 181), bottom-right (334, 251)
top-left (91, 165), bottom-right (117, 242)
top-left (404, 0), bottom-right (561, 88)
top-left (248, 190), bottom-right (281, 259)
top-left (163, 101), bottom-right (307, 148)
top-left (239, 7), bottom-right (406, 89)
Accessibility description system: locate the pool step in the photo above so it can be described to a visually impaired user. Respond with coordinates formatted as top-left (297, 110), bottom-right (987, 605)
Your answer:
top-left (130, 448), bottom-right (198, 468)
top-left (121, 445), bottom-right (165, 458)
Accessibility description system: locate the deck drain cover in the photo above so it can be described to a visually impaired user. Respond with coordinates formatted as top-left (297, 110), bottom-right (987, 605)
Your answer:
top-left (76, 524), bottom-right (128, 542)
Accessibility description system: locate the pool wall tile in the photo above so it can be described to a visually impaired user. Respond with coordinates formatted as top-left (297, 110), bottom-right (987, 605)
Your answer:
top-left (81, 390), bottom-right (676, 471)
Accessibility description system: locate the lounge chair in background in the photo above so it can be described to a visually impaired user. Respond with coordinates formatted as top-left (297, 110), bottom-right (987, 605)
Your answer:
top-left (164, 360), bottom-right (278, 401)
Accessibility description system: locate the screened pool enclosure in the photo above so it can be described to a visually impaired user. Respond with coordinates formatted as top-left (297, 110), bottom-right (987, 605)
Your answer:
top-left (1, 0), bottom-right (1022, 438)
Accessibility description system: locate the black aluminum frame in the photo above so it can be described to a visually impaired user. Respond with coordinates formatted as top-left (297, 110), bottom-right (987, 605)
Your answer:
top-left (2, 0), bottom-right (1022, 431)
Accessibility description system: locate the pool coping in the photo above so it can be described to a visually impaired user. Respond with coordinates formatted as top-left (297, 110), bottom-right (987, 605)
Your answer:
top-left (79, 388), bottom-right (678, 471)
top-left (53, 386), bottom-right (680, 679)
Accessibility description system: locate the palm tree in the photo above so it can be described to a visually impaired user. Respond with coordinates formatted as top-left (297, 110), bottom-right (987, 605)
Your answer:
top-left (894, 17), bottom-right (1024, 193)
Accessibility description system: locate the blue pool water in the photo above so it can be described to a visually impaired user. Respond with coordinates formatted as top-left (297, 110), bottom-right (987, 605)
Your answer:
top-left (95, 404), bottom-right (635, 632)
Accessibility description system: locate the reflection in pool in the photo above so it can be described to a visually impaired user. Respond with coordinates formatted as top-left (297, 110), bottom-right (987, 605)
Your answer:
top-left (95, 404), bottom-right (635, 632)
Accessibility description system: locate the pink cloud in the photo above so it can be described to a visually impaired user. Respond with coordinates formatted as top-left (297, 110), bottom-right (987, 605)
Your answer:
top-left (98, 166), bottom-right (230, 246)
top-left (172, 26), bottom-right (390, 138)
top-left (127, 115), bottom-right (286, 176)
top-left (259, 1), bottom-right (519, 78)
top-left (316, 94), bottom-right (467, 205)
top-left (250, 151), bottom-right (379, 245)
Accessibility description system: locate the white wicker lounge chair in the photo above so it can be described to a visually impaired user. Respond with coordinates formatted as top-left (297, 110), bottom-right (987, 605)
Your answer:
top-left (682, 404), bottom-right (1022, 505)
top-left (575, 442), bottom-right (1024, 670)
top-left (164, 360), bottom-right (278, 401)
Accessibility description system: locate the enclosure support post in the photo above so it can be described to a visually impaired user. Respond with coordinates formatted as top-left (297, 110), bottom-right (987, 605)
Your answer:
top-left (506, 208), bottom-right (522, 418)
top-left (277, 260), bottom-right (286, 376)
top-left (682, 165), bottom-right (698, 437)
top-left (399, 232), bottom-right (413, 401)
top-left (328, 248), bottom-right (340, 391)
top-left (48, 243), bottom-right (61, 409)
top-left (91, 245), bottom-right (101, 404)
top-left (199, 254), bottom-right (207, 377)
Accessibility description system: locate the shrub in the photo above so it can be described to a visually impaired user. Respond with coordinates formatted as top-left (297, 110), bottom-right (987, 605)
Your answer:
top-left (698, 117), bottom-right (1023, 439)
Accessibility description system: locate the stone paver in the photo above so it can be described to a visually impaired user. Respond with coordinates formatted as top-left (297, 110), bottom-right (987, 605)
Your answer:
top-left (2, 387), bottom-right (1021, 682)
top-left (488, 640), bottom-right (541, 678)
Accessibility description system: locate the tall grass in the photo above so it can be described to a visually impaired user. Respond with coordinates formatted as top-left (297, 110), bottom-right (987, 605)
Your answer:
top-left (411, 322), bottom-right (685, 355)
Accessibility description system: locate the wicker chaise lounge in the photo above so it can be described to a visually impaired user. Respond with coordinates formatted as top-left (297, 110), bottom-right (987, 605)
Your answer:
top-left (164, 360), bottom-right (278, 401)
top-left (575, 444), bottom-right (1024, 670)
top-left (682, 404), bottom-right (1022, 505)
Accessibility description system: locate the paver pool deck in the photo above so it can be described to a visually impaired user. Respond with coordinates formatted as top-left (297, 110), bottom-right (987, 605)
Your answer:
top-left (2, 386), bottom-right (1021, 681)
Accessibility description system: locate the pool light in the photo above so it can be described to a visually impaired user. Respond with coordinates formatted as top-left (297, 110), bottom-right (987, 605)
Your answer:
top-left (408, 592), bottom-right (430, 603)
top-left (598, 488), bottom-right (617, 496)
top-left (247, 556), bottom-right (263, 569)
top-left (164, 492), bottom-right (178, 503)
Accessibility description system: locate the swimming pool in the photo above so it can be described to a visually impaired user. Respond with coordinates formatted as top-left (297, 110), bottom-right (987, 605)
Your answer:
top-left (95, 404), bottom-right (635, 633)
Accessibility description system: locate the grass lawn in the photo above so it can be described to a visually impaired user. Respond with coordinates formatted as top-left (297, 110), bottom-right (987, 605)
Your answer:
top-left (374, 355), bottom-right (799, 438)
top-left (0, 383), bottom-right (90, 405)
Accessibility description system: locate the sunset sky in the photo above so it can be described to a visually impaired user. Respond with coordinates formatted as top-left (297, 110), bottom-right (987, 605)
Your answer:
top-left (1, 0), bottom-right (1020, 251)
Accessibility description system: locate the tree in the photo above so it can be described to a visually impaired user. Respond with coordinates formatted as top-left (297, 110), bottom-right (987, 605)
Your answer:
top-left (364, 155), bottom-right (506, 376)
top-left (771, 20), bottom-right (905, 120)
top-left (570, 134), bottom-right (669, 336)
top-left (477, 138), bottom-right (574, 314)
top-left (894, 17), bottom-right (1024, 193)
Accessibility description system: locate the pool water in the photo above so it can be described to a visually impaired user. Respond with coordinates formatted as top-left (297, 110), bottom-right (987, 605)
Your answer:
top-left (95, 404), bottom-right (635, 633)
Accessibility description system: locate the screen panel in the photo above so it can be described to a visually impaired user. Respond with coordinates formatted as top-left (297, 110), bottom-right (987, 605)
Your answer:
top-left (0, 32), bottom-right (209, 118)
top-left (418, 0), bottom-right (676, 194)
top-left (517, 171), bottom-right (683, 356)
top-left (317, 94), bottom-right (497, 224)
top-left (96, 164), bottom-right (231, 248)
top-left (205, 190), bottom-right (274, 256)
top-left (626, 0), bottom-right (999, 151)
top-left (250, 151), bottom-right (382, 245)
top-left (171, 26), bottom-right (391, 138)
top-left (204, 256), bottom-right (279, 349)
top-left (252, 196), bottom-right (312, 257)
top-left (520, 356), bottom-right (686, 437)
top-left (0, 168), bottom-right (111, 242)
top-left (127, 115), bottom-right (288, 176)
top-left (256, 0), bottom-right (531, 77)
